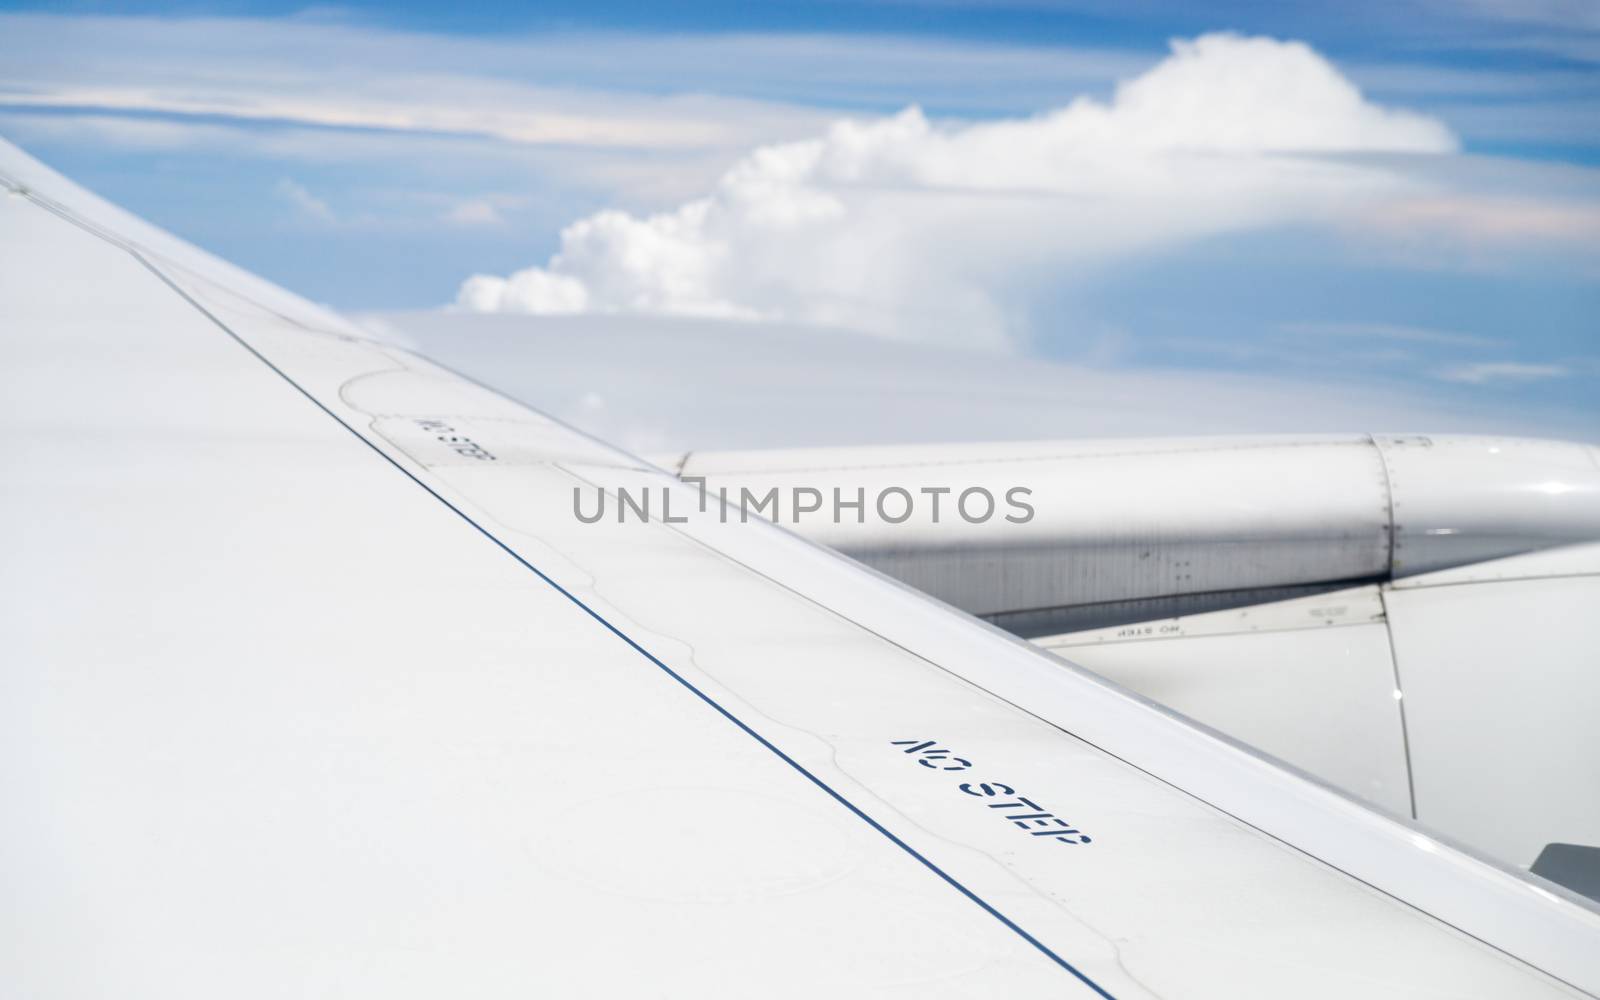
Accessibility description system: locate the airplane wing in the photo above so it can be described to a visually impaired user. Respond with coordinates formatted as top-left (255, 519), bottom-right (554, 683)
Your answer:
top-left (4, 137), bottom-right (1597, 999)
top-left (664, 437), bottom-right (1600, 875)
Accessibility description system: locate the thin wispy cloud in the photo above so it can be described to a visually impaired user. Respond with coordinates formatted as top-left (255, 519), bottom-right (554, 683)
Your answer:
top-left (0, 14), bottom-right (1120, 155)
top-left (1435, 361), bottom-right (1571, 384)
top-left (442, 200), bottom-right (506, 227)
top-left (1360, 195), bottom-right (1600, 245)
top-left (1280, 321), bottom-right (1507, 349)
top-left (275, 178), bottom-right (334, 221)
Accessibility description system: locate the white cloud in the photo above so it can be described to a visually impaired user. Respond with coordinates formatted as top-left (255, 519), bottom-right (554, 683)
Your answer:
top-left (0, 15), bottom-right (848, 157)
top-left (1280, 321), bottom-right (1507, 348)
top-left (275, 177), bottom-right (333, 221)
top-left (442, 199), bottom-right (505, 226)
top-left (0, 83), bottom-right (804, 152)
top-left (1356, 194), bottom-right (1600, 244)
top-left (458, 270), bottom-right (590, 314)
top-left (457, 33), bottom-right (1459, 349)
top-left (1435, 361), bottom-right (1571, 384)
top-left (365, 310), bottom-right (1599, 451)
top-left (1449, 0), bottom-right (1600, 32)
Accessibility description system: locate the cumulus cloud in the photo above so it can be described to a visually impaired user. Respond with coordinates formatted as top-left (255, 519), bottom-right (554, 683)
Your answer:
top-left (457, 33), bottom-right (1458, 349)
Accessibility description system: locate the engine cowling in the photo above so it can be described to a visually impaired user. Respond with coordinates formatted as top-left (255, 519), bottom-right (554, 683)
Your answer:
top-left (669, 434), bottom-right (1600, 632)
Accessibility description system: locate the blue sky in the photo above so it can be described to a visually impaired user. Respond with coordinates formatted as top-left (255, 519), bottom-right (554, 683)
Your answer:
top-left (1, 1), bottom-right (1596, 434)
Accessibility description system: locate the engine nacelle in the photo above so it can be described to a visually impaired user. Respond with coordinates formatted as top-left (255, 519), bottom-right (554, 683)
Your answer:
top-left (669, 434), bottom-right (1600, 631)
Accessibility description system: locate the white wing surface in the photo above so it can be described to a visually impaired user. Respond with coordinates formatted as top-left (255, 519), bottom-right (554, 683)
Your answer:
top-left (3, 139), bottom-right (1597, 999)
top-left (1037, 543), bottom-right (1600, 868)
